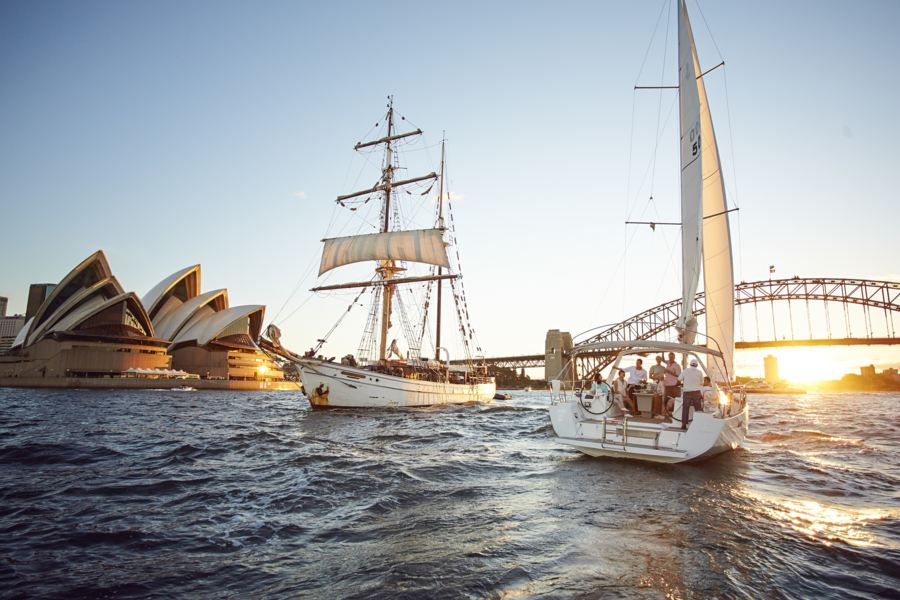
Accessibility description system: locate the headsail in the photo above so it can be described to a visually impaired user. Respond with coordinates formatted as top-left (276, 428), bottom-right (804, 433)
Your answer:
top-left (318, 229), bottom-right (451, 276)
top-left (676, 0), bottom-right (703, 345)
top-left (684, 3), bottom-right (735, 382)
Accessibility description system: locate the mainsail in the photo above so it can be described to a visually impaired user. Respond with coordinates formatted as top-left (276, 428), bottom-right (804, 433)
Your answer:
top-left (318, 229), bottom-right (451, 276)
top-left (676, 0), bottom-right (703, 345)
top-left (684, 3), bottom-right (735, 382)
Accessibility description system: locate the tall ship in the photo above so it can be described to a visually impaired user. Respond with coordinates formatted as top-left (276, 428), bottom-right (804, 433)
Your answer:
top-left (548, 0), bottom-right (748, 462)
top-left (264, 99), bottom-right (495, 408)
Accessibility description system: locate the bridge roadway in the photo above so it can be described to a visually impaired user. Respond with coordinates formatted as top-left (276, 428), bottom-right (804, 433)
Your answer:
top-left (452, 277), bottom-right (900, 370)
top-left (468, 338), bottom-right (900, 369)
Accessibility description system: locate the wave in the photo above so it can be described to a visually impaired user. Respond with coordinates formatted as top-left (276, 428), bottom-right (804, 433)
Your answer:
top-left (0, 442), bottom-right (125, 466)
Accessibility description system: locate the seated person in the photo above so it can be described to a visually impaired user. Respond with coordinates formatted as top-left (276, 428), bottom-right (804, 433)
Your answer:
top-left (700, 376), bottom-right (721, 411)
top-left (615, 358), bottom-right (648, 404)
top-left (588, 377), bottom-right (610, 401)
top-left (611, 370), bottom-right (637, 416)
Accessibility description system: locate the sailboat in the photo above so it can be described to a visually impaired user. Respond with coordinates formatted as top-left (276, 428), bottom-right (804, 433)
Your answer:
top-left (547, 0), bottom-right (748, 462)
top-left (264, 98), bottom-right (496, 408)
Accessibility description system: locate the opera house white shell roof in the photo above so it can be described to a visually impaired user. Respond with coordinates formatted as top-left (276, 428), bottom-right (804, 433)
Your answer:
top-left (15, 251), bottom-right (158, 349)
top-left (143, 264), bottom-right (200, 322)
top-left (7, 252), bottom-right (269, 355)
top-left (144, 266), bottom-right (265, 350)
top-left (153, 289), bottom-right (228, 342)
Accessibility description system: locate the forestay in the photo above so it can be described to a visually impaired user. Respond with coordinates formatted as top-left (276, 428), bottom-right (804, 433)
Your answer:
top-left (319, 229), bottom-right (451, 276)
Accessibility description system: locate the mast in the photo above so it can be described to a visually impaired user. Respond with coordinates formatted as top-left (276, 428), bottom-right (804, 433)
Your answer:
top-left (435, 137), bottom-right (445, 361)
top-left (379, 96), bottom-right (396, 361)
top-left (678, 0), bottom-right (684, 328)
top-left (676, 0), bottom-right (703, 346)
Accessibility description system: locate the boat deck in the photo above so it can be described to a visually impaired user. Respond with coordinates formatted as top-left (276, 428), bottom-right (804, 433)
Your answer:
top-left (581, 414), bottom-right (692, 432)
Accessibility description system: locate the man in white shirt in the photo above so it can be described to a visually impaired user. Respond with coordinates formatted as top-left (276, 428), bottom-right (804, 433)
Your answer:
top-left (677, 358), bottom-right (705, 426)
top-left (615, 358), bottom-right (648, 409)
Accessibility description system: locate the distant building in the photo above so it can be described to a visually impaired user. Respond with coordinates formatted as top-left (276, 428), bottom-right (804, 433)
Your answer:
top-left (860, 365), bottom-right (876, 378)
top-left (0, 315), bottom-right (26, 351)
top-left (764, 355), bottom-right (779, 382)
top-left (26, 284), bottom-right (56, 321)
top-left (0, 296), bottom-right (7, 317)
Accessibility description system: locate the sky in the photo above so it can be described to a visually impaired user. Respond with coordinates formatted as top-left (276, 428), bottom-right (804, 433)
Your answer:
top-left (1, 0), bottom-right (898, 382)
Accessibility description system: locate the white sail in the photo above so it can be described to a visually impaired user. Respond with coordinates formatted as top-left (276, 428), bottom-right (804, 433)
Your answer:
top-left (318, 229), bottom-right (451, 276)
top-left (684, 4), bottom-right (735, 382)
top-left (676, 0), bottom-right (703, 344)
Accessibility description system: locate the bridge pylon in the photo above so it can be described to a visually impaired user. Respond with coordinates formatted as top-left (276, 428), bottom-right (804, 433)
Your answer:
top-left (545, 330), bottom-right (575, 389)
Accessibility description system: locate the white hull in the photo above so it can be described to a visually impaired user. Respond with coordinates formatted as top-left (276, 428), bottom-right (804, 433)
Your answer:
top-left (289, 358), bottom-right (496, 409)
top-left (549, 396), bottom-right (749, 463)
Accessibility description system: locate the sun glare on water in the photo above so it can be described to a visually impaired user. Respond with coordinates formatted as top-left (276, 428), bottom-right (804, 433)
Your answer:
top-left (746, 492), bottom-right (892, 548)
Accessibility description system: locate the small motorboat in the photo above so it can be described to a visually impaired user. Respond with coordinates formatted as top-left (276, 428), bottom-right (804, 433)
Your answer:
top-left (493, 392), bottom-right (512, 400)
top-left (171, 386), bottom-right (196, 391)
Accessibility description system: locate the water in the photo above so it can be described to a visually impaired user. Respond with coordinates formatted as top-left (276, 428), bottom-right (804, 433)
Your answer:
top-left (0, 388), bottom-right (898, 599)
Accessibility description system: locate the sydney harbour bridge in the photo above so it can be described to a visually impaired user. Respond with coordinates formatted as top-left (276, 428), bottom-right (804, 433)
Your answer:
top-left (460, 277), bottom-right (900, 380)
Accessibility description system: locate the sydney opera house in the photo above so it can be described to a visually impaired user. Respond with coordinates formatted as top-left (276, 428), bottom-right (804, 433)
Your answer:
top-left (0, 251), bottom-right (291, 389)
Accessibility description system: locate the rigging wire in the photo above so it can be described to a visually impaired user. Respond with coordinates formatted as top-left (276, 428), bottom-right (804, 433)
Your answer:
top-left (649, 0), bottom-right (673, 204)
top-left (626, 94), bottom-right (678, 221)
top-left (633, 0), bottom-right (672, 87)
top-left (693, 0), bottom-right (744, 285)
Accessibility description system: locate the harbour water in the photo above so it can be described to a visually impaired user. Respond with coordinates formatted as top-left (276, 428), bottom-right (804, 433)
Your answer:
top-left (1, 388), bottom-right (898, 599)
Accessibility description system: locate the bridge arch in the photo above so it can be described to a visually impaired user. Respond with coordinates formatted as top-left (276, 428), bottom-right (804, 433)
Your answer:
top-left (573, 277), bottom-right (900, 378)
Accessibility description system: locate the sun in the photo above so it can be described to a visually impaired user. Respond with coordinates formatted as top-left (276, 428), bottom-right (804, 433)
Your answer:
top-left (776, 352), bottom-right (843, 382)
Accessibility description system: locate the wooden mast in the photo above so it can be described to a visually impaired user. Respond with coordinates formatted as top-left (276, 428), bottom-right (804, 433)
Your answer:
top-left (435, 137), bottom-right (445, 361)
top-left (378, 96), bottom-right (395, 361)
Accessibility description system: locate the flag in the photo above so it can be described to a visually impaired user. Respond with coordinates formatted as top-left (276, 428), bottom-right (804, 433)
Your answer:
top-left (650, 223), bottom-right (656, 232)
top-left (769, 265), bottom-right (775, 274)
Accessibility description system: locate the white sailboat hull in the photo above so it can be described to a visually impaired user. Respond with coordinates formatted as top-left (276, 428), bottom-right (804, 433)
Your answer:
top-left (289, 359), bottom-right (496, 409)
top-left (549, 397), bottom-right (748, 463)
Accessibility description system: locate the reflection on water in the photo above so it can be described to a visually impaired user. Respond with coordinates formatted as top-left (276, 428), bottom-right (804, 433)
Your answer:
top-left (747, 492), bottom-right (892, 548)
top-left (0, 389), bottom-right (897, 599)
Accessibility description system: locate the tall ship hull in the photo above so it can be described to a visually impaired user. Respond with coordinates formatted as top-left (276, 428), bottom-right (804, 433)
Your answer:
top-left (294, 359), bottom-right (495, 409)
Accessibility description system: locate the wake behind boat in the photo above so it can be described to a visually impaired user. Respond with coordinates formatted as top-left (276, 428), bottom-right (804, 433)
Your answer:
top-left (548, 0), bottom-right (748, 462)
top-left (263, 98), bottom-right (495, 408)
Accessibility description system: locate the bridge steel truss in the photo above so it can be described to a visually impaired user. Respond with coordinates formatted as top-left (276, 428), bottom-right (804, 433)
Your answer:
top-left (571, 277), bottom-right (900, 380)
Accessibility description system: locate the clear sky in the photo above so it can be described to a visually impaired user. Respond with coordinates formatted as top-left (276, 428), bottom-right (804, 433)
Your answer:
top-left (1, 0), bottom-right (898, 381)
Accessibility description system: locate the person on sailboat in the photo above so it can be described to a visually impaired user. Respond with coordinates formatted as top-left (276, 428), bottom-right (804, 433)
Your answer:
top-left (611, 369), bottom-right (637, 416)
top-left (614, 358), bottom-right (648, 403)
top-left (663, 352), bottom-right (682, 416)
top-left (700, 376), bottom-right (715, 411)
top-left (649, 355), bottom-right (667, 418)
top-left (677, 358), bottom-right (704, 425)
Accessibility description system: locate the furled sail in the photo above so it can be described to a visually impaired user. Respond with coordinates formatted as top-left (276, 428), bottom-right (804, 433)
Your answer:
top-left (319, 229), bottom-right (451, 276)
top-left (684, 3), bottom-right (735, 382)
top-left (676, 0), bottom-right (703, 345)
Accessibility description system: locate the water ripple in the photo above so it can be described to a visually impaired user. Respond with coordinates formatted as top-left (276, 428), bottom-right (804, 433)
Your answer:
top-left (0, 388), bottom-right (897, 599)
